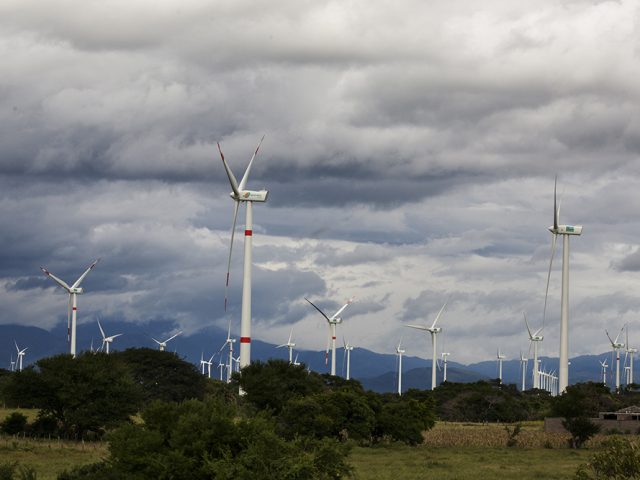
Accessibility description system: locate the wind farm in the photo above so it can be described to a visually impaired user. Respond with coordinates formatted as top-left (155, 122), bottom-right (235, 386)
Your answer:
top-left (3, 1), bottom-right (640, 478)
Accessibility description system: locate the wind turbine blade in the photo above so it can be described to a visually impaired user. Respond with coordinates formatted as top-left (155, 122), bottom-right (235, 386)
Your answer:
top-left (71, 258), bottom-right (101, 288)
top-left (14, 341), bottom-right (19, 353)
top-left (405, 324), bottom-right (430, 331)
top-left (67, 295), bottom-right (72, 342)
top-left (397, 336), bottom-right (403, 351)
top-left (523, 312), bottom-right (533, 339)
top-left (164, 331), bottom-right (182, 343)
top-left (151, 337), bottom-right (162, 345)
top-left (430, 302), bottom-right (448, 329)
top-left (217, 142), bottom-right (240, 196)
top-left (239, 135), bottom-right (265, 191)
top-left (40, 267), bottom-right (71, 291)
top-left (287, 328), bottom-right (293, 345)
top-left (305, 298), bottom-right (332, 323)
top-left (332, 296), bottom-right (355, 320)
top-left (97, 319), bottom-right (106, 339)
top-left (553, 175), bottom-right (559, 230)
top-left (542, 233), bottom-right (557, 329)
top-left (606, 330), bottom-right (615, 346)
top-left (111, 333), bottom-right (123, 340)
top-left (614, 324), bottom-right (626, 345)
top-left (224, 200), bottom-right (240, 311)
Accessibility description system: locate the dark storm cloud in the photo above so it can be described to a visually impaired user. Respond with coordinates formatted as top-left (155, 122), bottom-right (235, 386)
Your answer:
top-left (613, 249), bottom-right (640, 272)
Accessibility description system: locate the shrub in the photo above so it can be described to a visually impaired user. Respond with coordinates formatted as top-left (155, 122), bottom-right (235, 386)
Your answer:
top-left (0, 412), bottom-right (28, 435)
top-left (575, 437), bottom-right (640, 479)
top-left (376, 399), bottom-right (436, 445)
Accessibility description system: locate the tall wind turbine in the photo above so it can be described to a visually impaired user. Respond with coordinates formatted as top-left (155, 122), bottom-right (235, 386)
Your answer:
top-left (41, 258), bottom-right (100, 357)
top-left (543, 177), bottom-right (583, 393)
top-left (496, 348), bottom-right (506, 384)
top-left (152, 331), bottom-right (182, 351)
top-left (599, 359), bottom-right (608, 385)
top-left (14, 341), bottom-right (27, 372)
top-left (441, 352), bottom-right (450, 383)
top-left (343, 339), bottom-right (354, 380)
top-left (606, 326), bottom-right (625, 392)
top-left (406, 302), bottom-right (447, 390)
top-left (97, 319), bottom-right (122, 354)
top-left (519, 352), bottom-right (528, 391)
top-left (276, 329), bottom-right (296, 364)
top-left (396, 338), bottom-right (405, 396)
top-left (305, 296), bottom-right (355, 376)
top-left (218, 137), bottom-right (268, 370)
top-left (626, 326), bottom-right (636, 385)
top-left (524, 313), bottom-right (543, 389)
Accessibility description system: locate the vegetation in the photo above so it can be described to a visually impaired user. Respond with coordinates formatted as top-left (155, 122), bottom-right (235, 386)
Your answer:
top-left (575, 437), bottom-right (640, 479)
top-left (552, 383), bottom-right (604, 448)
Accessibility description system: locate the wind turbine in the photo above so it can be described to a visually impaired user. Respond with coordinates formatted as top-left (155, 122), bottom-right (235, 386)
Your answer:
top-left (305, 296), bottom-right (355, 376)
top-left (203, 354), bottom-right (215, 378)
top-left (405, 302), bottom-right (447, 390)
top-left (343, 339), bottom-right (354, 380)
top-left (519, 352), bottom-right (528, 391)
top-left (441, 352), bottom-right (450, 383)
top-left (606, 325), bottom-right (625, 392)
top-left (40, 258), bottom-right (100, 357)
top-left (543, 177), bottom-right (583, 393)
top-left (524, 312), bottom-right (543, 389)
top-left (14, 341), bottom-right (27, 372)
top-left (152, 331), bottom-right (182, 352)
top-left (396, 338), bottom-right (405, 395)
top-left (599, 359), bottom-right (608, 385)
top-left (626, 326), bottom-right (636, 385)
top-left (10, 355), bottom-right (15, 372)
top-left (219, 320), bottom-right (236, 383)
top-left (292, 353), bottom-right (301, 366)
top-left (496, 348), bottom-right (506, 384)
top-left (217, 360), bottom-right (225, 381)
top-left (276, 329), bottom-right (296, 364)
top-left (200, 352), bottom-right (207, 375)
top-left (218, 136), bottom-right (268, 371)
top-left (97, 319), bottom-right (122, 354)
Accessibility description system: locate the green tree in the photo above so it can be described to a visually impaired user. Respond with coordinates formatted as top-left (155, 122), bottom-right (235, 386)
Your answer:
top-left (114, 348), bottom-right (207, 403)
top-left (0, 412), bottom-right (27, 435)
top-left (4, 353), bottom-right (142, 438)
top-left (376, 398), bottom-right (436, 445)
top-left (553, 383), bottom-right (606, 449)
top-left (575, 437), bottom-right (640, 479)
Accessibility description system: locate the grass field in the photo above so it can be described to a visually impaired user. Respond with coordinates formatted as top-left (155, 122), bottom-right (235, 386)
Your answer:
top-left (0, 411), bottom-right (606, 480)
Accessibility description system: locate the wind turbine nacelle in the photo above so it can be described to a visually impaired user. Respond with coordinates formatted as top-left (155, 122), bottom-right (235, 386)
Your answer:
top-left (69, 287), bottom-right (84, 294)
top-left (230, 190), bottom-right (269, 202)
top-left (430, 327), bottom-right (442, 334)
top-left (331, 317), bottom-right (343, 324)
top-left (549, 225), bottom-right (583, 235)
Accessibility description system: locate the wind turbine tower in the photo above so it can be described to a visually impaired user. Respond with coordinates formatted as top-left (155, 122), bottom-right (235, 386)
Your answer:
top-left (524, 313), bottom-right (543, 389)
top-left (396, 338), bottom-right (405, 396)
top-left (606, 326), bottom-right (625, 392)
top-left (41, 258), bottom-right (100, 357)
top-left (599, 359), bottom-right (608, 385)
top-left (406, 302), bottom-right (447, 390)
top-left (497, 349), bottom-right (506, 384)
top-left (441, 352), bottom-right (450, 382)
top-left (276, 329), bottom-right (296, 364)
top-left (519, 352), bottom-right (528, 391)
top-left (343, 339), bottom-right (354, 380)
top-left (218, 137), bottom-right (268, 370)
top-left (305, 296), bottom-right (355, 376)
top-left (544, 177), bottom-right (582, 393)
top-left (626, 326), bottom-right (636, 385)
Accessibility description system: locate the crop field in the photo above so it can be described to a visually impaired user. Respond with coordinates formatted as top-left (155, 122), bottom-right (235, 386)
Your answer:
top-left (0, 415), bottom-right (616, 480)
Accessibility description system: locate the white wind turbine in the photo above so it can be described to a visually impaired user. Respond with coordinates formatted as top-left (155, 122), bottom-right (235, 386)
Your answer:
top-left (343, 339), bottom-right (354, 380)
top-left (292, 353), bottom-right (301, 366)
top-left (218, 137), bottom-right (268, 370)
top-left (217, 360), bottom-right (226, 381)
top-left (305, 296), bottom-right (355, 376)
top-left (41, 258), bottom-right (100, 358)
top-left (441, 352), bottom-right (450, 383)
top-left (406, 302), bottom-right (447, 390)
top-left (219, 320), bottom-right (236, 383)
top-left (14, 341), bottom-right (27, 372)
top-left (97, 319), bottom-right (122, 354)
top-left (524, 312), bottom-right (543, 389)
top-left (396, 338), bottom-right (405, 396)
top-left (10, 355), bottom-right (15, 372)
top-left (200, 352), bottom-right (207, 375)
top-left (152, 331), bottom-right (182, 351)
top-left (606, 325), bottom-right (625, 392)
top-left (496, 348), bottom-right (506, 384)
top-left (626, 326), bottom-right (637, 386)
top-left (599, 359), bottom-right (608, 385)
top-left (203, 354), bottom-right (215, 379)
top-left (276, 329), bottom-right (296, 364)
top-left (542, 177), bottom-right (583, 393)
top-left (519, 352), bottom-right (528, 391)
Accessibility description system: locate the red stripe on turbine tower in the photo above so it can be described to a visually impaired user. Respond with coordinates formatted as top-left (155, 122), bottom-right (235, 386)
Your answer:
top-left (240, 337), bottom-right (251, 343)
top-left (73, 307), bottom-right (77, 311)
top-left (245, 230), bottom-right (252, 236)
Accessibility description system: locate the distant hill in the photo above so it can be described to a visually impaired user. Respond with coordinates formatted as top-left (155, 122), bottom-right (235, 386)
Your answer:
top-left (0, 323), bottom-right (620, 392)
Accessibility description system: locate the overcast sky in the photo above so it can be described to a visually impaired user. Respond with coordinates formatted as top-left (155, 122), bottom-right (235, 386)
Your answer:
top-left (1, 0), bottom-right (640, 364)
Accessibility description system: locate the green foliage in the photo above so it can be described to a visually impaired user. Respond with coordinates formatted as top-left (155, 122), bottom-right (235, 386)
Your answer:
top-left (113, 348), bottom-right (207, 403)
top-left (0, 412), bottom-right (28, 435)
top-left (0, 462), bottom-right (37, 480)
top-left (3, 353), bottom-right (142, 438)
top-left (575, 437), bottom-right (640, 479)
top-left (238, 359), bottom-right (325, 413)
top-left (60, 397), bottom-right (353, 480)
top-left (552, 382), bottom-right (613, 419)
top-left (562, 417), bottom-right (600, 449)
top-left (376, 398), bottom-right (436, 445)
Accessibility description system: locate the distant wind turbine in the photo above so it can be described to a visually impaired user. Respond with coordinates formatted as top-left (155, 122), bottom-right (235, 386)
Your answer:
top-left (441, 352), bottom-right (450, 383)
top-left (41, 258), bottom-right (100, 357)
top-left (276, 329), bottom-right (296, 364)
top-left (343, 338), bottom-right (354, 380)
top-left (14, 341), bottom-right (27, 372)
top-left (97, 319), bottom-right (122, 354)
top-left (606, 325), bottom-right (625, 392)
top-left (496, 348), bottom-right (506, 384)
top-left (519, 352), bottom-right (528, 391)
top-left (405, 302), bottom-right (447, 390)
top-left (395, 338), bottom-right (405, 396)
top-left (305, 296), bottom-right (355, 376)
top-left (152, 331), bottom-right (182, 351)
top-left (599, 359), bottom-right (608, 385)
top-left (524, 312), bottom-right (543, 389)
top-left (218, 136), bottom-right (268, 370)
